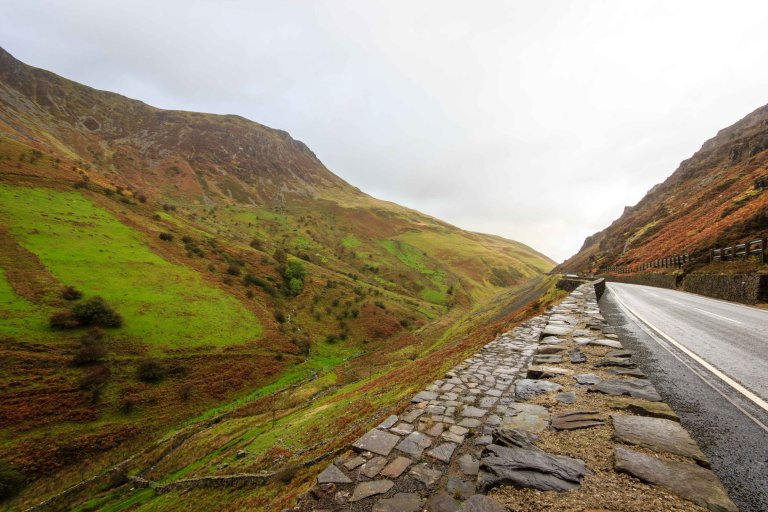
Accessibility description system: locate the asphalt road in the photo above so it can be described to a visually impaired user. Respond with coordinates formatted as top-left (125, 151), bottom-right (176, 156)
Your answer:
top-left (601, 283), bottom-right (768, 512)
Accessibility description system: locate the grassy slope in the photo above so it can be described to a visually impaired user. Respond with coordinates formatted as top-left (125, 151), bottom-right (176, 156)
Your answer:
top-left (0, 184), bottom-right (263, 349)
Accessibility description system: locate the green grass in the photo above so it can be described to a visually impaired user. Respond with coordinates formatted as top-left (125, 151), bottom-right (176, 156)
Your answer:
top-left (381, 239), bottom-right (448, 303)
top-left (0, 185), bottom-right (262, 348)
top-left (0, 267), bottom-right (50, 339)
top-left (341, 234), bottom-right (360, 249)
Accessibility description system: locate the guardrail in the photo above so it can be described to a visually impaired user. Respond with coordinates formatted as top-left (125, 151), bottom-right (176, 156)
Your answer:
top-left (601, 238), bottom-right (767, 274)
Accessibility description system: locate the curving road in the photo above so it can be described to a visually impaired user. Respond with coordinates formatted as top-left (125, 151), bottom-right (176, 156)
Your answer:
top-left (601, 282), bottom-right (768, 511)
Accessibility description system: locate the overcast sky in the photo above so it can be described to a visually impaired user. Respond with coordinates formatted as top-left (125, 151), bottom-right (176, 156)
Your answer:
top-left (3, 1), bottom-right (768, 261)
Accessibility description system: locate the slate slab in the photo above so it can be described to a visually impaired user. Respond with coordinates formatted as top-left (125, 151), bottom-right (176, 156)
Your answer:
top-left (532, 354), bottom-right (564, 364)
top-left (428, 442), bottom-right (458, 463)
top-left (556, 391), bottom-right (576, 404)
top-left (612, 415), bottom-right (709, 466)
top-left (372, 492), bottom-right (423, 512)
top-left (354, 429), bottom-right (401, 456)
top-left (541, 325), bottom-right (573, 338)
top-left (568, 348), bottom-right (587, 364)
top-left (593, 357), bottom-right (637, 369)
top-left (591, 338), bottom-right (623, 349)
top-left (317, 464), bottom-right (352, 484)
top-left (573, 373), bottom-right (601, 386)
top-left (590, 378), bottom-right (662, 402)
top-left (526, 365), bottom-right (574, 379)
top-left (615, 447), bottom-right (737, 512)
top-left (515, 379), bottom-right (562, 400)
top-left (350, 479), bottom-right (395, 502)
top-left (446, 476), bottom-right (475, 499)
top-left (492, 427), bottom-right (539, 450)
top-left (478, 444), bottom-right (588, 492)
top-left (427, 491), bottom-right (460, 512)
top-left (607, 368), bottom-right (647, 378)
top-left (461, 406), bottom-right (488, 417)
top-left (501, 403), bottom-right (550, 433)
top-left (551, 410), bottom-right (604, 430)
top-left (380, 456), bottom-right (412, 478)
top-left (409, 464), bottom-right (443, 487)
top-left (377, 415), bottom-right (399, 429)
top-left (605, 349), bottom-right (633, 358)
top-left (360, 456), bottom-right (388, 478)
top-left (606, 398), bottom-right (679, 421)
top-left (458, 453), bottom-right (480, 475)
top-left (413, 390), bottom-right (439, 402)
top-left (397, 431), bottom-right (433, 456)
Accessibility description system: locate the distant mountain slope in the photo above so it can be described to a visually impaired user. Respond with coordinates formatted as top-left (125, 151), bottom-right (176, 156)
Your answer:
top-left (559, 104), bottom-right (768, 274)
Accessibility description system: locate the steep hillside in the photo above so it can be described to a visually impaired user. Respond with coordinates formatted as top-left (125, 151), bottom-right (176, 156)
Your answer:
top-left (0, 47), bottom-right (554, 509)
top-left (559, 103), bottom-right (768, 274)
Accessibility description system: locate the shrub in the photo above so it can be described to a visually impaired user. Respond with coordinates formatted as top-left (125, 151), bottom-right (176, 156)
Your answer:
top-left (137, 359), bottom-right (166, 383)
top-left (226, 263), bottom-right (242, 276)
top-left (274, 311), bottom-right (286, 323)
top-left (49, 311), bottom-right (80, 329)
top-left (283, 260), bottom-right (306, 296)
top-left (72, 328), bottom-right (107, 366)
top-left (179, 383), bottom-right (192, 401)
top-left (61, 285), bottom-right (83, 301)
top-left (274, 464), bottom-right (299, 483)
top-left (0, 461), bottom-right (25, 500)
top-left (79, 365), bottom-right (110, 403)
top-left (249, 238), bottom-right (263, 250)
top-left (158, 232), bottom-right (174, 241)
top-left (72, 297), bottom-right (123, 328)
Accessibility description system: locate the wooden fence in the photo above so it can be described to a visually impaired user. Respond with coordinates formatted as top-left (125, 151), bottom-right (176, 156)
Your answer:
top-left (601, 238), bottom-right (767, 274)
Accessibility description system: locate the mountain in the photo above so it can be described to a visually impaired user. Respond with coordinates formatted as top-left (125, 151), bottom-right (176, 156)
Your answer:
top-left (0, 47), bottom-right (554, 509)
top-left (559, 103), bottom-right (768, 274)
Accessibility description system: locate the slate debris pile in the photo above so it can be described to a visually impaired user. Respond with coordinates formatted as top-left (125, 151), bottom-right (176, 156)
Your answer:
top-left (291, 282), bottom-right (737, 512)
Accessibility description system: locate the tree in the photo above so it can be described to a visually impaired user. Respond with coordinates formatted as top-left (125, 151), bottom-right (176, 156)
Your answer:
top-left (283, 259), bottom-right (306, 296)
top-left (72, 297), bottom-right (123, 328)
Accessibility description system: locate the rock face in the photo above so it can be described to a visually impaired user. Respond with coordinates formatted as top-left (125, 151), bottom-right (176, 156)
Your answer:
top-left (477, 444), bottom-right (588, 492)
top-left (590, 378), bottom-right (662, 401)
top-left (615, 447), bottom-right (737, 512)
top-left (612, 415), bottom-right (709, 466)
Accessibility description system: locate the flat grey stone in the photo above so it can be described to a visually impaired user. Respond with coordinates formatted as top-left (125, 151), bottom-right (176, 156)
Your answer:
top-left (427, 442), bottom-right (458, 463)
top-left (606, 349), bottom-right (633, 358)
top-left (541, 336), bottom-right (566, 345)
top-left (360, 456), bottom-right (388, 478)
top-left (446, 476), bottom-right (475, 499)
top-left (541, 325), bottom-right (573, 337)
top-left (532, 354), bottom-right (563, 364)
top-left (537, 345), bottom-right (566, 354)
top-left (372, 492), bottom-right (423, 512)
top-left (515, 379), bottom-right (562, 400)
top-left (459, 495), bottom-right (506, 512)
top-left (612, 415), bottom-right (708, 466)
top-left (591, 338), bottom-right (623, 349)
top-left (426, 422), bottom-right (445, 437)
top-left (458, 453), bottom-right (480, 475)
top-left (344, 456), bottom-right (366, 470)
top-left (492, 427), bottom-right (539, 450)
top-left (461, 406), bottom-right (487, 417)
top-left (409, 463), bottom-right (443, 487)
top-left (573, 373), bottom-right (601, 386)
top-left (377, 415), bottom-right (399, 429)
top-left (591, 378), bottom-right (662, 402)
top-left (501, 403), bottom-right (550, 433)
top-left (354, 429), bottom-right (401, 456)
top-left (593, 357), bottom-right (637, 369)
top-left (381, 456), bottom-right (412, 478)
top-left (427, 491), bottom-right (460, 512)
top-left (401, 409), bottom-right (425, 423)
top-left (350, 479), bottom-right (394, 502)
top-left (568, 348), bottom-right (587, 364)
top-left (607, 368), bottom-right (647, 378)
top-left (615, 447), bottom-right (737, 512)
top-left (478, 444), bottom-right (587, 492)
top-left (390, 422), bottom-right (414, 435)
top-left (556, 391), bottom-right (576, 404)
top-left (413, 390), bottom-right (439, 402)
top-left (551, 410), bottom-right (604, 430)
top-left (317, 464), bottom-right (352, 483)
top-left (526, 365), bottom-right (573, 379)
top-left (441, 431), bottom-right (465, 444)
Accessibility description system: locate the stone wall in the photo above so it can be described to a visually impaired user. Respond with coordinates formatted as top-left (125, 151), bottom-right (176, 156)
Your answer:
top-left (603, 273), bottom-right (678, 290)
top-left (680, 273), bottom-right (768, 304)
top-left (604, 272), bottom-right (768, 305)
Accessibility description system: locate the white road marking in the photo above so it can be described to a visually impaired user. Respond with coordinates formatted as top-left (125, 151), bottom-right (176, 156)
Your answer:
top-left (692, 307), bottom-right (745, 325)
top-left (610, 285), bottom-right (768, 418)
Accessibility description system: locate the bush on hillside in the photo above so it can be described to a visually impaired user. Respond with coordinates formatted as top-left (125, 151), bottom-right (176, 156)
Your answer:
top-left (137, 359), bottom-right (166, 383)
top-left (72, 297), bottom-right (123, 328)
top-left (61, 285), bottom-right (83, 301)
top-left (72, 328), bottom-right (107, 366)
top-left (0, 461), bottom-right (25, 500)
top-left (49, 311), bottom-right (80, 329)
top-left (226, 263), bottom-right (242, 276)
top-left (158, 232), bottom-right (174, 242)
top-left (79, 364), bottom-right (111, 403)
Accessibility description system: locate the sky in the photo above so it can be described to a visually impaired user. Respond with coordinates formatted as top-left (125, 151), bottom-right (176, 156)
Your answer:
top-left (2, 1), bottom-right (768, 262)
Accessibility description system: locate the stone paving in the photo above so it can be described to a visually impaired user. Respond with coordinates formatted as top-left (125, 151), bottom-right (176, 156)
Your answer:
top-left (293, 281), bottom-right (737, 512)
